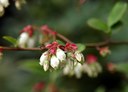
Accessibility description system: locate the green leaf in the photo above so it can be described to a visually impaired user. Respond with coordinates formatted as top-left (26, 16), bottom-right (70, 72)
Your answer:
top-left (76, 43), bottom-right (86, 52)
top-left (56, 40), bottom-right (65, 45)
top-left (3, 36), bottom-right (17, 46)
top-left (108, 2), bottom-right (127, 27)
top-left (87, 18), bottom-right (109, 33)
top-left (116, 63), bottom-right (128, 73)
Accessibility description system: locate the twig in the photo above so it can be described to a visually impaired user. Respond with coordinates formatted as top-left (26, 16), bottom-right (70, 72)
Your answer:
top-left (0, 47), bottom-right (46, 51)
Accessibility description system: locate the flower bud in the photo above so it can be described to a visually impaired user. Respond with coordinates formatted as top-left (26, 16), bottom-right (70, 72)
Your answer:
top-left (0, 0), bottom-right (9, 8)
top-left (18, 32), bottom-right (29, 48)
top-left (98, 47), bottom-right (111, 57)
top-left (15, 0), bottom-right (26, 10)
top-left (75, 51), bottom-right (84, 62)
top-left (43, 60), bottom-right (49, 71)
top-left (39, 51), bottom-right (48, 66)
top-left (56, 48), bottom-right (66, 62)
top-left (27, 37), bottom-right (35, 48)
top-left (74, 63), bottom-right (83, 78)
top-left (86, 54), bottom-right (97, 64)
top-left (50, 55), bottom-right (59, 69)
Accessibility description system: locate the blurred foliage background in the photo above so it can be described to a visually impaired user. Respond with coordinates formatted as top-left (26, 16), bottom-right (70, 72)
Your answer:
top-left (0, 0), bottom-right (128, 92)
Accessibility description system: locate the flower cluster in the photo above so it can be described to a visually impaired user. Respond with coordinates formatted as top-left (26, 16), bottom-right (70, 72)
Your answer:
top-left (63, 54), bottom-right (102, 78)
top-left (39, 42), bottom-right (84, 72)
top-left (83, 54), bottom-right (102, 77)
top-left (18, 25), bottom-right (35, 48)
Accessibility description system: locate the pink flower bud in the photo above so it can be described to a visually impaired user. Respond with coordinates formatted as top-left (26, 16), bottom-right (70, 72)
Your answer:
top-left (86, 54), bottom-right (97, 64)
top-left (98, 47), bottom-right (111, 57)
top-left (65, 43), bottom-right (78, 51)
top-left (21, 25), bottom-right (34, 37)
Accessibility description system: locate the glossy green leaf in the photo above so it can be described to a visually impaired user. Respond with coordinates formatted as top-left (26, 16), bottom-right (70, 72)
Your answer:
top-left (56, 40), bottom-right (65, 45)
top-left (3, 36), bottom-right (17, 46)
top-left (87, 18), bottom-right (109, 33)
top-left (108, 2), bottom-right (127, 27)
top-left (76, 43), bottom-right (86, 52)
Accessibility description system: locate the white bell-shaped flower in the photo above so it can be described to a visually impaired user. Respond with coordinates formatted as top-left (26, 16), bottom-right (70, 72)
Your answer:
top-left (56, 48), bottom-right (66, 62)
top-left (74, 63), bottom-right (83, 78)
top-left (39, 51), bottom-right (48, 66)
top-left (18, 32), bottom-right (29, 48)
top-left (50, 55), bottom-right (60, 69)
top-left (75, 51), bottom-right (84, 62)
top-left (0, 0), bottom-right (9, 7)
top-left (43, 60), bottom-right (49, 71)
top-left (27, 37), bottom-right (35, 48)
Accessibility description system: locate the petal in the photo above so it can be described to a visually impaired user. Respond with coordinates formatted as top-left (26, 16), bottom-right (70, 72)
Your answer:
top-left (75, 51), bottom-right (82, 62)
top-left (50, 55), bottom-right (60, 69)
top-left (27, 37), bottom-right (35, 48)
top-left (74, 63), bottom-right (83, 78)
top-left (18, 32), bottom-right (29, 48)
top-left (39, 51), bottom-right (48, 66)
top-left (0, 0), bottom-right (9, 7)
top-left (56, 48), bottom-right (66, 61)
top-left (63, 65), bottom-right (70, 75)
top-left (43, 60), bottom-right (49, 71)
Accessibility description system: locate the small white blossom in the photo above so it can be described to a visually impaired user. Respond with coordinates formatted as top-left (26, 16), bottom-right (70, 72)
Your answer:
top-left (39, 51), bottom-right (48, 66)
top-left (74, 62), bottom-right (83, 78)
top-left (50, 55), bottom-right (60, 69)
top-left (0, 0), bottom-right (9, 8)
top-left (27, 37), bottom-right (35, 48)
top-left (43, 60), bottom-right (49, 71)
top-left (56, 48), bottom-right (66, 62)
top-left (63, 61), bottom-right (74, 76)
top-left (75, 51), bottom-right (84, 62)
top-left (18, 32), bottom-right (29, 48)
top-left (15, 0), bottom-right (26, 10)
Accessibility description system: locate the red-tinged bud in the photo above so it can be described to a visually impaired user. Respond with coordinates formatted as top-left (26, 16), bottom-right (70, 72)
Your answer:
top-left (33, 82), bottom-right (45, 92)
top-left (86, 54), bottom-right (97, 64)
top-left (97, 47), bottom-right (111, 57)
top-left (21, 25), bottom-right (34, 37)
top-left (45, 42), bottom-right (59, 54)
top-left (65, 43), bottom-right (78, 51)
top-left (50, 47), bottom-right (57, 54)
top-left (107, 63), bottom-right (116, 73)
top-left (41, 25), bottom-right (57, 36)
top-left (41, 25), bottom-right (50, 34)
